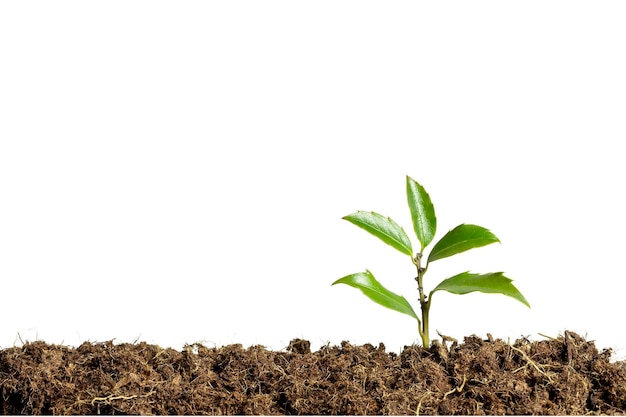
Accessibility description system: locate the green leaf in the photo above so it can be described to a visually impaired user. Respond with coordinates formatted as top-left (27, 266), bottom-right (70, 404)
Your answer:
top-left (343, 211), bottom-right (413, 257)
top-left (406, 176), bottom-right (436, 251)
top-left (332, 270), bottom-right (419, 320)
top-left (428, 224), bottom-right (500, 263)
top-left (431, 271), bottom-right (530, 308)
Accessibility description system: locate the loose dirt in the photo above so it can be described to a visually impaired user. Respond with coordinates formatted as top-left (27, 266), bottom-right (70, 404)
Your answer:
top-left (1, 331), bottom-right (624, 415)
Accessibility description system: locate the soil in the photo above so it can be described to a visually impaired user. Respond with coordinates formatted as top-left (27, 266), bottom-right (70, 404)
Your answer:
top-left (1, 331), bottom-right (625, 415)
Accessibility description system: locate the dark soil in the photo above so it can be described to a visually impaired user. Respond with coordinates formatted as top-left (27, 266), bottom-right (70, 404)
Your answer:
top-left (1, 331), bottom-right (625, 415)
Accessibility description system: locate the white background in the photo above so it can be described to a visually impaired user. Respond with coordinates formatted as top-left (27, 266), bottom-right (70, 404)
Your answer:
top-left (1, 2), bottom-right (625, 361)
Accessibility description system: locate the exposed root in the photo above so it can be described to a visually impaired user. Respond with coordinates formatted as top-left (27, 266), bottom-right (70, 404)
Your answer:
top-left (91, 393), bottom-right (141, 406)
top-left (508, 342), bottom-right (554, 383)
top-left (538, 332), bottom-right (560, 342)
top-left (443, 375), bottom-right (467, 400)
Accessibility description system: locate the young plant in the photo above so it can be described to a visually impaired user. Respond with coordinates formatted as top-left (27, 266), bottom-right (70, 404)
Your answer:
top-left (333, 175), bottom-right (530, 347)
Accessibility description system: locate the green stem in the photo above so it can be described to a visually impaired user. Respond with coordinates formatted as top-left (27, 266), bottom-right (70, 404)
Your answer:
top-left (421, 302), bottom-right (430, 347)
top-left (413, 253), bottom-right (430, 347)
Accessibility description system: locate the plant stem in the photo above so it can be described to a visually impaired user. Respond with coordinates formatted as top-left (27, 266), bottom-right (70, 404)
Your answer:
top-left (413, 253), bottom-right (430, 347)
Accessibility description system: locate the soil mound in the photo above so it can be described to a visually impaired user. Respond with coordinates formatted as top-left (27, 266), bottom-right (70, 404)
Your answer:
top-left (1, 331), bottom-right (625, 415)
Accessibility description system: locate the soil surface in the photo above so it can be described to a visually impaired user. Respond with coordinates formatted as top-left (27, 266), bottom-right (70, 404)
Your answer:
top-left (1, 331), bottom-right (625, 415)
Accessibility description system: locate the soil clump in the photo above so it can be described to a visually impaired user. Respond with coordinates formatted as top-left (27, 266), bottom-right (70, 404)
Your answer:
top-left (1, 331), bottom-right (625, 415)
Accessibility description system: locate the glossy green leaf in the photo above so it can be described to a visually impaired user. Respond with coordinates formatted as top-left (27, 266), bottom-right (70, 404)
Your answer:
top-left (428, 224), bottom-right (500, 263)
top-left (343, 211), bottom-right (413, 257)
top-left (332, 270), bottom-right (419, 320)
top-left (431, 271), bottom-right (530, 308)
top-left (406, 176), bottom-right (436, 251)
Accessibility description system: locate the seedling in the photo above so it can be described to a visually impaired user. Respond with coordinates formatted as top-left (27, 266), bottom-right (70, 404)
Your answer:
top-left (333, 175), bottom-right (530, 347)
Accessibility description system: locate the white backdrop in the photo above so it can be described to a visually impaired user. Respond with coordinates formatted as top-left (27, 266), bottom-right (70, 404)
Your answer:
top-left (1, 2), bottom-right (625, 361)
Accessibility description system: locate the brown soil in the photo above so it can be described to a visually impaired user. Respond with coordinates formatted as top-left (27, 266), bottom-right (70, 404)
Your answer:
top-left (1, 331), bottom-right (625, 415)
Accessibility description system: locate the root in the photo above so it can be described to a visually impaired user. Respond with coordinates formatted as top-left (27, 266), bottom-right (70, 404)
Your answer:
top-left (73, 389), bottom-right (157, 414)
top-left (91, 393), bottom-right (141, 406)
top-left (538, 332), bottom-right (560, 342)
top-left (508, 343), bottom-right (554, 383)
top-left (443, 375), bottom-right (467, 400)
top-left (436, 330), bottom-right (458, 346)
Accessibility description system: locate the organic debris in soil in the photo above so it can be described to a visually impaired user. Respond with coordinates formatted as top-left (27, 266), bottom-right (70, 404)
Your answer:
top-left (1, 331), bottom-right (625, 415)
